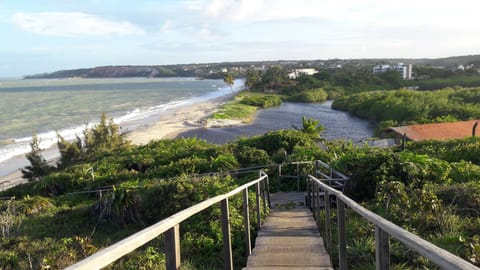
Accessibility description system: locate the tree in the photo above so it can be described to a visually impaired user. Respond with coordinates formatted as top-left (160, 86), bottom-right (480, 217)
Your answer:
top-left (292, 116), bottom-right (325, 139)
top-left (245, 69), bottom-right (262, 91)
top-left (83, 113), bottom-right (127, 157)
top-left (57, 134), bottom-right (83, 169)
top-left (262, 66), bottom-right (288, 89)
top-left (56, 113), bottom-right (128, 168)
top-left (21, 134), bottom-right (54, 181)
top-left (223, 73), bottom-right (234, 91)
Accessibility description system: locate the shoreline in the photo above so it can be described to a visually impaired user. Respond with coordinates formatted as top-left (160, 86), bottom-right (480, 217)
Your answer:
top-left (126, 92), bottom-right (243, 145)
top-left (0, 92), bottom-right (243, 190)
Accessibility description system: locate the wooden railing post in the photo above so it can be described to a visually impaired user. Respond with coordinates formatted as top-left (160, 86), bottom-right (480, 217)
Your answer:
top-left (324, 189), bottom-right (331, 252)
top-left (337, 199), bottom-right (347, 270)
top-left (243, 189), bottom-right (251, 256)
top-left (312, 181), bottom-right (317, 217)
top-left (277, 164), bottom-right (282, 192)
top-left (375, 226), bottom-right (390, 270)
top-left (255, 182), bottom-right (261, 229)
top-left (306, 178), bottom-right (311, 209)
top-left (296, 163), bottom-right (300, 192)
top-left (165, 224), bottom-right (181, 270)
top-left (266, 175), bottom-right (271, 208)
top-left (315, 182), bottom-right (320, 224)
top-left (260, 172), bottom-right (267, 216)
top-left (221, 199), bottom-right (233, 270)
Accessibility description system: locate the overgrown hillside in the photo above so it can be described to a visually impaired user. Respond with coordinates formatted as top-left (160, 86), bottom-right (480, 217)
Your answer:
top-left (1, 114), bottom-right (479, 269)
top-left (332, 87), bottom-right (480, 130)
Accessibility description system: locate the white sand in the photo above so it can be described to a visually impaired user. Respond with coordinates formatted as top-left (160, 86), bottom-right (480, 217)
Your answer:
top-left (0, 171), bottom-right (27, 191)
top-left (127, 94), bottom-right (243, 145)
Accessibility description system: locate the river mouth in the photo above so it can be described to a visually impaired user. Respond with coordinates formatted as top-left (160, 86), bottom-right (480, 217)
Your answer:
top-left (175, 101), bottom-right (375, 144)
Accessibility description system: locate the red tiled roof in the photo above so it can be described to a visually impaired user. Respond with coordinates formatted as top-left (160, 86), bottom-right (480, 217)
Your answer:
top-left (390, 120), bottom-right (480, 141)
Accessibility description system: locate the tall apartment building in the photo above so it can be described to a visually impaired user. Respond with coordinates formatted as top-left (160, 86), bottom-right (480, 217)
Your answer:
top-left (373, 63), bottom-right (412, 80)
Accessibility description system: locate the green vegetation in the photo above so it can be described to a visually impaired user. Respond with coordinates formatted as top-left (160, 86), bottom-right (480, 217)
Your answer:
top-left (277, 64), bottom-right (480, 99)
top-left (223, 73), bottom-right (234, 90)
top-left (2, 116), bottom-right (325, 269)
top-left (410, 66), bottom-right (480, 90)
top-left (284, 67), bottom-right (404, 97)
top-left (3, 108), bottom-right (480, 269)
top-left (21, 134), bottom-right (54, 181)
top-left (211, 102), bottom-right (257, 121)
top-left (332, 87), bottom-right (480, 129)
top-left (211, 92), bottom-right (282, 121)
top-left (324, 141), bottom-right (480, 268)
top-left (292, 116), bottom-right (325, 139)
top-left (240, 94), bottom-right (282, 108)
top-left (287, 88), bottom-right (328, 102)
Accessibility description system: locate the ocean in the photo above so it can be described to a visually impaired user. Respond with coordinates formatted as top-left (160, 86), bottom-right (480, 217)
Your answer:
top-left (0, 77), bottom-right (243, 176)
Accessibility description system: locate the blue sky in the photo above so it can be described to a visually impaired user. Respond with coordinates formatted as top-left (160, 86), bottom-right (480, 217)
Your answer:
top-left (1, 0), bottom-right (479, 77)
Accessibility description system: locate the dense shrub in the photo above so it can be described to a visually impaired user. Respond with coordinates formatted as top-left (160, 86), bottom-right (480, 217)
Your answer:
top-left (288, 88), bottom-right (328, 102)
top-left (240, 95), bottom-right (282, 108)
top-left (238, 130), bottom-right (316, 155)
top-left (332, 88), bottom-right (480, 126)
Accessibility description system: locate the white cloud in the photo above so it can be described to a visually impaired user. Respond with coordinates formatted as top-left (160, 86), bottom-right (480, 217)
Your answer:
top-left (197, 25), bottom-right (221, 41)
top-left (160, 20), bottom-right (174, 33)
top-left (184, 0), bottom-right (480, 27)
top-left (12, 12), bottom-right (145, 37)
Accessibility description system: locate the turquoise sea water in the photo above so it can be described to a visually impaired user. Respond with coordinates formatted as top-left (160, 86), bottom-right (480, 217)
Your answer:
top-left (0, 77), bottom-right (241, 165)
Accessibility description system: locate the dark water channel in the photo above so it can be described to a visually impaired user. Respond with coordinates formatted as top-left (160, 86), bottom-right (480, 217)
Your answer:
top-left (176, 101), bottom-right (375, 144)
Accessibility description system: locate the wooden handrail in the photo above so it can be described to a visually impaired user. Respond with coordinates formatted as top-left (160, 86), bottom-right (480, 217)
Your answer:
top-left (66, 172), bottom-right (269, 270)
top-left (308, 175), bottom-right (479, 270)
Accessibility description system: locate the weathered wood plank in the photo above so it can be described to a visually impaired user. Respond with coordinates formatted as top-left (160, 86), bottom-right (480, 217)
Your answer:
top-left (375, 226), bottom-right (390, 270)
top-left (310, 176), bottom-right (479, 270)
top-left (221, 199), bottom-right (233, 270)
top-left (66, 174), bottom-right (268, 270)
top-left (165, 224), bottom-right (180, 270)
top-left (337, 200), bottom-right (347, 270)
top-left (246, 192), bottom-right (332, 269)
top-left (243, 188), bottom-right (252, 256)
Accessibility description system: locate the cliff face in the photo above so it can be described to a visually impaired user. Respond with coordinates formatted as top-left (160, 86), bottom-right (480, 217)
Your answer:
top-left (86, 66), bottom-right (160, 77)
top-left (25, 66), bottom-right (174, 79)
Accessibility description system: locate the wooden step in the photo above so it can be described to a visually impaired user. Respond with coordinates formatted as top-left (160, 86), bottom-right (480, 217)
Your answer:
top-left (245, 192), bottom-right (332, 269)
top-left (244, 266), bottom-right (333, 269)
top-left (247, 253), bottom-right (332, 267)
top-left (254, 236), bottom-right (325, 247)
top-left (252, 245), bottom-right (328, 254)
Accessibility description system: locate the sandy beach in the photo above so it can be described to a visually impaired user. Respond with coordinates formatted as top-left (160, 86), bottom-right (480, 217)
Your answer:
top-left (126, 93), bottom-right (243, 144)
top-left (0, 93), bottom-right (242, 190)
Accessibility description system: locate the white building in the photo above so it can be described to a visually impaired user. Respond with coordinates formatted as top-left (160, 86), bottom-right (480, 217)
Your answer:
top-left (373, 63), bottom-right (412, 80)
top-left (288, 68), bottom-right (318, 79)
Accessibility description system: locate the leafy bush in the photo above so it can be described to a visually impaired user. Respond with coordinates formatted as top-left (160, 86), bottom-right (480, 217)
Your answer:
top-left (240, 95), bottom-right (282, 108)
top-left (91, 186), bottom-right (142, 225)
top-left (18, 195), bottom-right (54, 216)
top-left (292, 116), bottom-right (325, 139)
top-left (332, 88), bottom-right (480, 125)
top-left (238, 130), bottom-right (316, 156)
top-left (230, 145), bottom-right (271, 167)
top-left (288, 88), bottom-right (328, 102)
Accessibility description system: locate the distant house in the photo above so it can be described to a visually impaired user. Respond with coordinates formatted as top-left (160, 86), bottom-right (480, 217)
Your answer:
top-left (288, 68), bottom-right (318, 79)
top-left (386, 120), bottom-right (480, 143)
top-left (373, 63), bottom-right (413, 80)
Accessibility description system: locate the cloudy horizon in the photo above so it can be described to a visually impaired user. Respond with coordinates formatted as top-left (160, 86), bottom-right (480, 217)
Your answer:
top-left (1, 0), bottom-right (479, 77)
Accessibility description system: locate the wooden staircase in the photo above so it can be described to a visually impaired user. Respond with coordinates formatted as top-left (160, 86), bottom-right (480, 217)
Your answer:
top-left (243, 192), bottom-right (333, 270)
